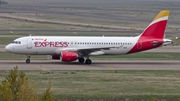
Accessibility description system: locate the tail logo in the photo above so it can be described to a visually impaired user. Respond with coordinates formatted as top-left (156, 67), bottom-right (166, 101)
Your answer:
top-left (127, 10), bottom-right (170, 54)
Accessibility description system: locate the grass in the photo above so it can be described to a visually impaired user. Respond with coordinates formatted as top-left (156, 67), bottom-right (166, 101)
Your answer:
top-left (0, 52), bottom-right (46, 60)
top-left (0, 18), bottom-right (92, 30)
top-left (1, 12), bottom-right (179, 32)
top-left (1, 70), bottom-right (180, 100)
top-left (0, 36), bottom-right (20, 45)
top-left (1, 52), bottom-right (180, 60)
top-left (15, 13), bottom-right (144, 28)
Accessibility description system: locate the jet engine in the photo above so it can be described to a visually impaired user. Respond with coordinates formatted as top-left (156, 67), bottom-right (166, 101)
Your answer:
top-left (52, 54), bottom-right (60, 60)
top-left (52, 51), bottom-right (78, 62)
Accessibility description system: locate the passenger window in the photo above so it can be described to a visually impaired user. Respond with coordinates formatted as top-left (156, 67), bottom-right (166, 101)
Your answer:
top-left (13, 41), bottom-right (20, 44)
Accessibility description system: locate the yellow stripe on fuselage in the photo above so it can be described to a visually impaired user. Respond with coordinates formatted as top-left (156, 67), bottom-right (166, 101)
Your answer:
top-left (153, 10), bottom-right (170, 22)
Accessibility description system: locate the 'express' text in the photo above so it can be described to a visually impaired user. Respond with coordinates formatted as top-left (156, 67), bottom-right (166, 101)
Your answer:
top-left (34, 41), bottom-right (68, 47)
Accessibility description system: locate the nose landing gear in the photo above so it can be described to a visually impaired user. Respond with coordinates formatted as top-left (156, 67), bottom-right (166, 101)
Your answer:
top-left (26, 55), bottom-right (30, 63)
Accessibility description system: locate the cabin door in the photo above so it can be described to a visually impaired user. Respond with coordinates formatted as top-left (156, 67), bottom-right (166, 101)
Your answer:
top-left (27, 38), bottom-right (32, 49)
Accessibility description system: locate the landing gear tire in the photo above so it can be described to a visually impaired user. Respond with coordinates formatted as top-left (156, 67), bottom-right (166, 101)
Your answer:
top-left (26, 55), bottom-right (31, 63)
top-left (26, 59), bottom-right (30, 63)
top-left (85, 59), bottom-right (92, 64)
top-left (78, 58), bottom-right (85, 63)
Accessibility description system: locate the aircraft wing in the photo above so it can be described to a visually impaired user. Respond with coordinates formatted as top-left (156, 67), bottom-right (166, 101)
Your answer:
top-left (64, 46), bottom-right (119, 51)
top-left (55, 45), bottom-right (123, 55)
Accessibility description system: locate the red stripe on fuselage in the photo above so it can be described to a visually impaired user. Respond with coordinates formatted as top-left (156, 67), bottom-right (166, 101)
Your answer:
top-left (127, 20), bottom-right (167, 54)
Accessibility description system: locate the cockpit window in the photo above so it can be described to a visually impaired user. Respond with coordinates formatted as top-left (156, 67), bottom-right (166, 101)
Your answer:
top-left (12, 41), bottom-right (21, 44)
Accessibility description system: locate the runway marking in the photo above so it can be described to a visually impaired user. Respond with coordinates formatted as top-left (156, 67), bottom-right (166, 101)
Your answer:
top-left (107, 66), bottom-right (115, 70)
top-left (36, 65), bottom-right (47, 71)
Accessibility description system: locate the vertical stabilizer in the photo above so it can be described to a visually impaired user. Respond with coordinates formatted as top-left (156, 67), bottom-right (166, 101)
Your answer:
top-left (128, 10), bottom-right (170, 54)
top-left (139, 10), bottom-right (170, 39)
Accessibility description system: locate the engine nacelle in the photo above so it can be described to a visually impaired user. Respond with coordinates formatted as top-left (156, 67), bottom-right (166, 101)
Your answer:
top-left (60, 51), bottom-right (78, 62)
top-left (52, 51), bottom-right (78, 62)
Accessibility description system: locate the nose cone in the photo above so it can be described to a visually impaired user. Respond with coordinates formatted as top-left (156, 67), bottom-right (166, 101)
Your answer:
top-left (5, 45), bottom-right (12, 52)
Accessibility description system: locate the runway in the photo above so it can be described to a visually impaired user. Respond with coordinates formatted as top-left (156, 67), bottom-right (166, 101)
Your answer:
top-left (0, 60), bottom-right (180, 70)
top-left (0, 46), bottom-right (180, 71)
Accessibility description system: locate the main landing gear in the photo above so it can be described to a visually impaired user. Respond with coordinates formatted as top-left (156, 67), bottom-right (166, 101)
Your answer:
top-left (26, 55), bottom-right (30, 63)
top-left (78, 57), bottom-right (85, 63)
top-left (78, 57), bottom-right (92, 64)
top-left (85, 59), bottom-right (92, 64)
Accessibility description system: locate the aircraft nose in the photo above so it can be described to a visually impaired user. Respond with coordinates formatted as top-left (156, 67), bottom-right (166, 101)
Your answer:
top-left (5, 45), bottom-right (12, 52)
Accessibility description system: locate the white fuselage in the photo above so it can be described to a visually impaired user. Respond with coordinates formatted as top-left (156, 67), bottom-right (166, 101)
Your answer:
top-left (5, 36), bottom-right (139, 55)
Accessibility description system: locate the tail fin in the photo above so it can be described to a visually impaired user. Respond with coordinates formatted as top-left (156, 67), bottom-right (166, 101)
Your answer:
top-left (139, 10), bottom-right (170, 39)
top-left (127, 10), bottom-right (170, 54)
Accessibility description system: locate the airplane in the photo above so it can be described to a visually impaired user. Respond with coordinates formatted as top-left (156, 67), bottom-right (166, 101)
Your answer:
top-left (5, 10), bottom-right (172, 64)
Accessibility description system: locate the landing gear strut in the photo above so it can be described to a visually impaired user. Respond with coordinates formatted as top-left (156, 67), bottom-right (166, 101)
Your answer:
top-left (26, 55), bottom-right (30, 63)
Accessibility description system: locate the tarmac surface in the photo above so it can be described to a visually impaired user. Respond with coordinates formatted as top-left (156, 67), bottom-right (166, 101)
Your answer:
top-left (1, 46), bottom-right (180, 70)
top-left (0, 60), bottom-right (180, 70)
top-left (0, 45), bottom-right (180, 70)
